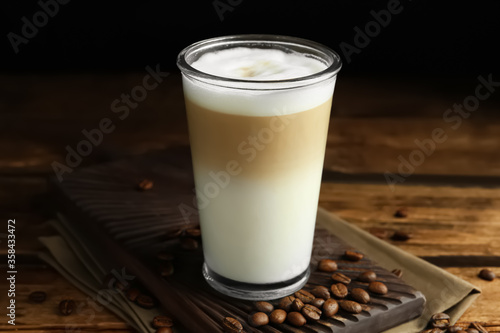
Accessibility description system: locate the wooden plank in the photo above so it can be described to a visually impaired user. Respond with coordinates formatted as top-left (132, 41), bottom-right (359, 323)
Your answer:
top-left (0, 266), bottom-right (133, 332)
top-left (1, 74), bottom-right (500, 177)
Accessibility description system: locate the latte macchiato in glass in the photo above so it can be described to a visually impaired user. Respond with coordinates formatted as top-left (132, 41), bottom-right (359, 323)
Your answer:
top-left (177, 35), bottom-right (341, 300)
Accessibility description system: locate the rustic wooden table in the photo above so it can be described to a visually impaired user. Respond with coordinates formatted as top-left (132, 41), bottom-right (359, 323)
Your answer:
top-left (1, 72), bottom-right (499, 332)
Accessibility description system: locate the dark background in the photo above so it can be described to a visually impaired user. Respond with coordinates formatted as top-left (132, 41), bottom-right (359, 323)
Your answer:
top-left (2, 0), bottom-right (500, 78)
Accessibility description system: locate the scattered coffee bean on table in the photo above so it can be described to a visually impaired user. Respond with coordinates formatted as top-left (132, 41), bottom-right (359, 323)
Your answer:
top-left (478, 268), bottom-right (496, 281)
top-left (126, 288), bottom-right (140, 302)
top-left (339, 300), bottom-right (362, 314)
top-left (29, 291), bottom-right (46, 303)
top-left (137, 179), bottom-right (154, 191)
top-left (431, 313), bottom-right (450, 329)
top-left (466, 329), bottom-right (480, 333)
top-left (330, 283), bottom-right (348, 298)
top-left (222, 317), bottom-right (242, 333)
top-left (291, 298), bottom-right (305, 312)
top-left (59, 299), bottom-right (76, 316)
top-left (294, 289), bottom-right (315, 303)
top-left (391, 230), bottom-right (413, 241)
top-left (331, 272), bottom-right (351, 284)
top-left (269, 309), bottom-right (287, 324)
top-left (358, 270), bottom-right (377, 282)
top-left (311, 298), bottom-right (325, 308)
top-left (392, 268), bottom-right (403, 278)
top-left (152, 315), bottom-right (174, 328)
top-left (136, 294), bottom-right (155, 309)
top-left (180, 237), bottom-right (199, 250)
top-left (287, 311), bottom-right (306, 327)
top-left (311, 285), bottom-right (330, 299)
top-left (394, 208), bottom-right (408, 218)
top-left (318, 259), bottom-right (338, 272)
top-left (302, 304), bottom-right (322, 321)
top-left (254, 301), bottom-right (273, 313)
top-left (248, 312), bottom-right (269, 327)
top-left (351, 288), bottom-right (370, 304)
top-left (322, 298), bottom-right (339, 317)
top-left (185, 227), bottom-right (201, 237)
top-left (369, 281), bottom-right (388, 295)
top-left (344, 250), bottom-right (364, 261)
top-left (422, 329), bottom-right (443, 333)
top-left (278, 295), bottom-right (295, 311)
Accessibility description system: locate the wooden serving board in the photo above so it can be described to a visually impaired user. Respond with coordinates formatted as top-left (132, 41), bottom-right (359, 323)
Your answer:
top-left (49, 147), bottom-right (425, 332)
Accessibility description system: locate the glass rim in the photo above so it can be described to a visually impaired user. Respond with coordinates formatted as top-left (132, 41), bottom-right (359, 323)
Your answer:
top-left (176, 34), bottom-right (342, 90)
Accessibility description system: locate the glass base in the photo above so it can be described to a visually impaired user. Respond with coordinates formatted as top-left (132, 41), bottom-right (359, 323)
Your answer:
top-left (202, 263), bottom-right (310, 301)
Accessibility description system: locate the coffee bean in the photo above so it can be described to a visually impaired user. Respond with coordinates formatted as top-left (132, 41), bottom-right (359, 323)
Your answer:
top-left (351, 288), bottom-right (370, 304)
top-left (278, 296), bottom-right (295, 311)
top-left (156, 252), bottom-right (175, 261)
top-left (478, 269), bottom-right (496, 281)
top-left (137, 179), bottom-right (153, 191)
top-left (369, 281), bottom-right (388, 295)
top-left (394, 208), bottom-right (408, 218)
top-left (422, 329), bottom-right (443, 333)
top-left (392, 269), bottom-right (403, 278)
top-left (185, 228), bottom-right (201, 238)
top-left (159, 262), bottom-right (174, 277)
top-left (59, 299), bottom-right (76, 316)
top-left (29, 291), bottom-right (46, 303)
top-left (136, 294), bottom-right (155, 309)
top-left (322, 298), bottom-right (339, 317)
top-left (180, 237), bottom-right (199, 250)
top-left (254, 301), bottom-right (273, 313)
top-left (339, 300), bottom-right (362, 314)
top-left (470, 323), bottom-right (488, 333)
top-left (330, 283), bottom-right (348, 298)
top-left (467, 329), bottom-right (480, 333)
top-left (431, 313), bottom-right (450, 329)
top-left (152, 315), bottom-right (174, 328)
top-left (269, 309), bottom-right (287, 325)
top-left (126, 288), bottom-right (141, 302)
top-left (311, 298), bottom-right (325, 308)
top-left (287, 312), bottom-right (306, 327)
top-left (291, 298), bottom-right (305, 312)
top-left (448, 326), bottom-right (467, 333)
top-left (156, 328), bottom-right (173, 333)
top-left (294, 289), bottom-right (315, 303)
top-left (311, 285), bottom-right (330, 299)
top-left (318, 259), bottom-right (338, 272)
top-left (222, 317), bottom-right (242, 333)
top-left (331, 272), bottom-right (351, 284)
top-left (248, 312), bottom-right (269, 327)
top-left (358, 270), bottom-right (377, 283)
top-left (391, 230), bottom-right (412, 241)
top-left (302, 304), bottom-right (321, 321)
top-left (344, 250), bottom-right (364, 261)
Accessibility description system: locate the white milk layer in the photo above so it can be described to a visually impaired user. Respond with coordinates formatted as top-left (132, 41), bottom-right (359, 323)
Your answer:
top-left (185, 47), bottom-right (334, 116)
top-left (196, 165), bottom-right (323, 284)
top-left (184, 47), bottom-right (335, 284)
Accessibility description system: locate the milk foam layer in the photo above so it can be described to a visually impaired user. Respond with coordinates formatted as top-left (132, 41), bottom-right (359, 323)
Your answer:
top-left (191, 47), bottom-right (327, 81)
top-left (184, 47), bottom-right (335, 116)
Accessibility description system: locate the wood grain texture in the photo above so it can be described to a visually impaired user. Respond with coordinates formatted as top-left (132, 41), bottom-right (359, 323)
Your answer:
top-left (1, 73), bottom-right (500, 332)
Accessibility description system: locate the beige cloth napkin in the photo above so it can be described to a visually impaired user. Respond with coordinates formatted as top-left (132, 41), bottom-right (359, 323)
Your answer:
top-left (38, 208), bottom-right (480, 333)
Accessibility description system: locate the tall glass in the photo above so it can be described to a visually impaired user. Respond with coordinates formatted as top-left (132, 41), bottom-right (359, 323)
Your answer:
top-left (177, 35), bottom-right (341, 300)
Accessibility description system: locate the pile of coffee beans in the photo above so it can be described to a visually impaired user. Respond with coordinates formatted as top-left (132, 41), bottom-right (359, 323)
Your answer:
top-left (420, 312), bottom-right (489, 333)
top-left (221, 256), bottom-right (392, 331)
